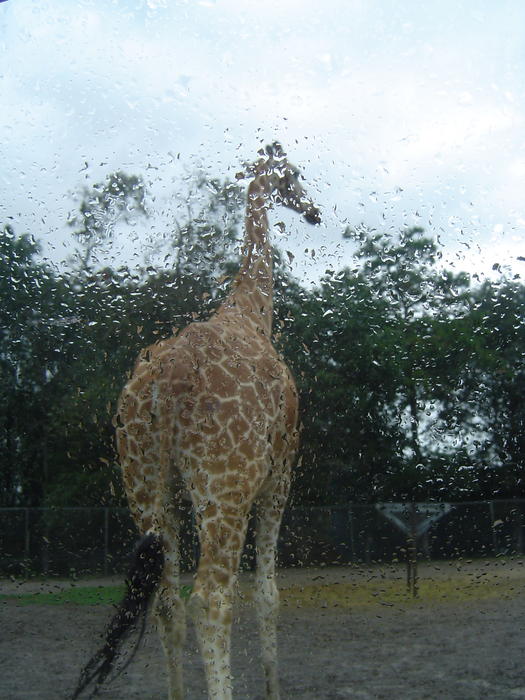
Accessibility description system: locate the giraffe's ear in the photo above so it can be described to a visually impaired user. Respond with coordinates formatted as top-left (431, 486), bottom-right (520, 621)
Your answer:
top-left (235, 161), bottom-right (256, 180)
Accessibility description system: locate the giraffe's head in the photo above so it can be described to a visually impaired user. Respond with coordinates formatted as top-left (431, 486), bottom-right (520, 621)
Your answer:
top-left (239, 143), bottom-right (321, 225)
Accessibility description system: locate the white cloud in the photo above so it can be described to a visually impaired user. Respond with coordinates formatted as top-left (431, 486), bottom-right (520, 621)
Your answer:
top-left (1, 0), bottom-right (525, 280)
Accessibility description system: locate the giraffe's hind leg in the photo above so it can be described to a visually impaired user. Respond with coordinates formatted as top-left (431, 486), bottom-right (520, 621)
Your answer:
top-left (154, 513), bottom-right (186, 700)
top-left (254, 485), bottom-right (290, 700)
top-left (189, 505), bottom-right (249, 700)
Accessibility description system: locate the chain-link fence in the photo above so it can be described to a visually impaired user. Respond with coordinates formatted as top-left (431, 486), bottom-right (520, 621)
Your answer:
top-left (1, 499), bottom-right (523, 577)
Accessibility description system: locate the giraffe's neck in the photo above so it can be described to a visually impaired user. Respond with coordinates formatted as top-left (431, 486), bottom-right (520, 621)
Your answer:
top-left (217, 177), bottom-right (273, 336)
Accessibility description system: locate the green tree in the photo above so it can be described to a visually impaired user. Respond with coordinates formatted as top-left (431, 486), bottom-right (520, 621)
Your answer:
top-left (165, 174), bottom-right (244, 282)
top-left (68, 171), bottom-right (147, 271)
top-left (342, 226), bottom-right (475, 499)
top-left (281, 268), bottom-right (407, 504)
top-left (0, 225), bottom-right (76, 505)
top-left (456, 278), bottom-right (525, 497)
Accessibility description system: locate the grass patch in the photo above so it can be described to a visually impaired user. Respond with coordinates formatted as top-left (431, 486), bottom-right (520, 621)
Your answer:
top-left (2, 565), bottom-right (522, 609)
top-left (1, 583), bottom-right (193, 606)
top-left (280, 574), bottom-right (524, 609)
top-left (1, 585), bottom-right (125, 606)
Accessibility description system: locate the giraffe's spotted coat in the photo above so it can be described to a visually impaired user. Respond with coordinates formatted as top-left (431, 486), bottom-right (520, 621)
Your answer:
top-left (116, 314), bottom-right (298, 534)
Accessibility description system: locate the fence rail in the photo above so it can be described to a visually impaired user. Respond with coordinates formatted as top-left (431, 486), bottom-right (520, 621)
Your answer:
top-left (1, 499), bottom-right (524, 577)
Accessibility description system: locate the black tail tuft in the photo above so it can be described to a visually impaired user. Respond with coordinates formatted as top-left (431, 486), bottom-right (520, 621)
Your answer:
top-left (70, 532), bottom-right (164, 699)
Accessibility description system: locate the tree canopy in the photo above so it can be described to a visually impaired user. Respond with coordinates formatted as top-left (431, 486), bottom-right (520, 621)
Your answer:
top-left (1, 171), bottom-right (524, 509)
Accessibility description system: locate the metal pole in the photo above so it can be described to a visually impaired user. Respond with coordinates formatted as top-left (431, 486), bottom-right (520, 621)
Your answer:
top-left (406, 503), bottom-right (418, 597)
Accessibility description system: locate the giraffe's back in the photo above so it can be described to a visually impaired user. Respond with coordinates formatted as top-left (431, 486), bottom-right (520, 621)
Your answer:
top-left (115, 316), bottom-right (299, 532)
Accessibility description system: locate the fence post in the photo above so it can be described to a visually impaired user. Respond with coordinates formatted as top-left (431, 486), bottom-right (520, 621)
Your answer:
top-left (103, 507), bottom-right (109, 576)
top-left (516, 504), bottom-right (524, 554)
top-left (24, 507), bottom-right (30, 559)
top-left (41, 508), bottom-right (50, 575)
top-left (348, 505), bottom-right (354, 563)
top-left (488, 501), bottom-right (498, 554)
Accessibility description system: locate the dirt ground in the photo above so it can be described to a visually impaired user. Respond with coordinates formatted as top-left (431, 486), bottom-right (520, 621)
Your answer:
top-left (2, 561), bottom-right (525, 700)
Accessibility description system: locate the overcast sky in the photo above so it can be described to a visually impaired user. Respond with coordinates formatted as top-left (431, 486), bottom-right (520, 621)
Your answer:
top-left (1, 0), bottom-right (524, 282)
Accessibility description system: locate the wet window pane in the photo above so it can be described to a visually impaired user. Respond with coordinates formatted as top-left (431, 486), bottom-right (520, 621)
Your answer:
top-left (1, 2), bottom-right (524, 699)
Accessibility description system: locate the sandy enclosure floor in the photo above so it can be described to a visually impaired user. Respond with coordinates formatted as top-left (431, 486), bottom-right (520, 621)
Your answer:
top-left (2, 561), bottom-right (525, 699)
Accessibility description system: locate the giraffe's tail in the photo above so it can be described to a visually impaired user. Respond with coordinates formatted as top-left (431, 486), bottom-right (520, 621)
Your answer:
top-left (70, 532), bottom-right (164, 699)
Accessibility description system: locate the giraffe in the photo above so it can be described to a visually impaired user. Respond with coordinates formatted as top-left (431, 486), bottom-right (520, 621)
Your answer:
top-left (70, 143), bottom-right (320, 700)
